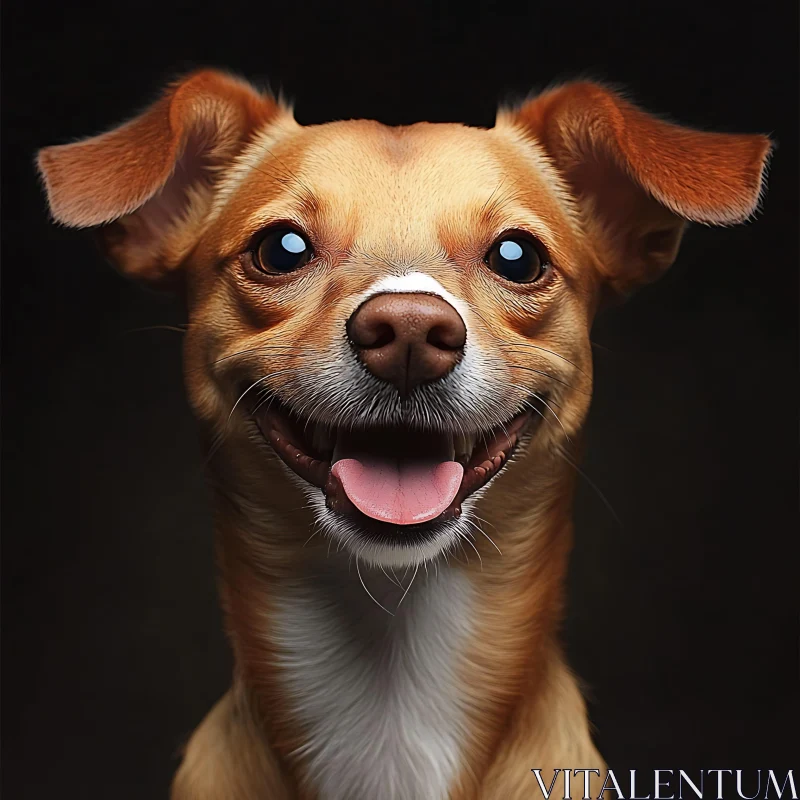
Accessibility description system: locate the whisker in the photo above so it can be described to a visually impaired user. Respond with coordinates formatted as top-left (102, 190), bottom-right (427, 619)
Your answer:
top-left (380, 565), bottom-right (404, 588)
top-left (591, 340), bottom-right (617, 355)
top-left (557, 446), bottom-right (623, 527)
top-left (302, 530), bottom-right (319, 547)
top-left (203, 368), bottom-right (298, 466)
top-left (467, 306), bottom-right (589, 377)
top-left (533, 391), bottom-right (572, 444)
top-left (396, 562), bottom-right (419, 609)
top-left (495, 342), bottom-right (589, 376)
top-left (470, 513), bottom-right (498, 533)
top-left (123, 324), bottom-right (189, 335)
top-left (457, 531), bottom-right (483, 569)
top-left (188, 344), bottom-right (318, 375)
top-left (464, 515), bottom-right (502, 555)
top-left (227, 369), bottom-right (295, 426)
top-left (356, 553), bottom-right (395, 616)
top-left (508, 363), bottom-right (590, 395)
top-left (507, 384), bottom-right (551, 427)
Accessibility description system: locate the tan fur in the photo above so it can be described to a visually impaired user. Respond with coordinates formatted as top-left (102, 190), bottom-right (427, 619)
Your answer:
top-left (37, 70), bottom-right (771, 799)
top-left (171, 685), bottom-right (295, 800)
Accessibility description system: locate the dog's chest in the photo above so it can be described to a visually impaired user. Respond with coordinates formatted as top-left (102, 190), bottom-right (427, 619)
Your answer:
top-left (272, 566), bottom-right (474, 800)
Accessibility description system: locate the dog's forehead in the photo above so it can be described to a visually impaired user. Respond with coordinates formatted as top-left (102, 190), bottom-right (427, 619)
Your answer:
top-left (212, 117), bottom-right (577, 258)
top-left (297, 120), bottom-right (501, 193)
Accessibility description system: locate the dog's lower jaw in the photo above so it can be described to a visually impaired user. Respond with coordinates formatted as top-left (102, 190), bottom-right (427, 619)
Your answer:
top-left (173, 462), bottom-right (605, 800)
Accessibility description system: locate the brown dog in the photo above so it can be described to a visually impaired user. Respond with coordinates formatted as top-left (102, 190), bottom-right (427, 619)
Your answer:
top-left (37, 71), bottom-right (770, 799)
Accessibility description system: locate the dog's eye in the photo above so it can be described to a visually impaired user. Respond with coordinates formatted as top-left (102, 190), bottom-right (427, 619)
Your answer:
top-left (485, 236), bottom-right (547, 283)
top-left (253, 228), bottom-right (313, 274)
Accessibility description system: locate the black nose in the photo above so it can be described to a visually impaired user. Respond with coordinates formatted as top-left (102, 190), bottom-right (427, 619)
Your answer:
top-left (347, 292), bottom-right (467, 397)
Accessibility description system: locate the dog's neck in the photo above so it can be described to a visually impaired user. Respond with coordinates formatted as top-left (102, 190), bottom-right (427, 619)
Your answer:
top-left (213, 449), bottom-right (584, 799)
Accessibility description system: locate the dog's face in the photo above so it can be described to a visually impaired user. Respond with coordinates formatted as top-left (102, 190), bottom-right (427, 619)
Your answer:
top-left (185, 118), bottom-right (598, 566)
top-left (38, 71), bottom-right (770, 568)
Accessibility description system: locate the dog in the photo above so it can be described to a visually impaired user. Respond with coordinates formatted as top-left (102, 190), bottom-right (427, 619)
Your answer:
top-left (37, 70), bottom-right (771, 799)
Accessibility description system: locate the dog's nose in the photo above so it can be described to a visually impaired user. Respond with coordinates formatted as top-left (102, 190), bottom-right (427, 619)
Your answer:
top-left (348, 292), bottom-right (467, 397)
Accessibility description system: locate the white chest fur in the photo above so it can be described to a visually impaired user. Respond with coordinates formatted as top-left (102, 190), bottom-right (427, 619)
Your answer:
top-left (272, 561), bottom-right (474, 800)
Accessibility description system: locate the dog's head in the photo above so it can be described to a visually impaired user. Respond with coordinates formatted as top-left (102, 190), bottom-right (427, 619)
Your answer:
top-left (38, 70), bottom-right (770, 568)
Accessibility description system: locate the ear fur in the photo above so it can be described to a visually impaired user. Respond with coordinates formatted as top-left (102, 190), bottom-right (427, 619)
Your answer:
top-left (498, 81), bottom-right (773, 295)
top-left (37, 69), bottom-right (288, 287)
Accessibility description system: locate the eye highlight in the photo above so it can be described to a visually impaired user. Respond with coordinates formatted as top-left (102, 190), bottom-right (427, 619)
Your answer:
top-left (252, 227), bottom-right (314, 274)
top-left (485, 235), bottom-right (548, 283)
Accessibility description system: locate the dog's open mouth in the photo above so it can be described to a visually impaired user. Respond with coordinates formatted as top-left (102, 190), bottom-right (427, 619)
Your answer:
top-left (250, 396), bottom-right (541, 527)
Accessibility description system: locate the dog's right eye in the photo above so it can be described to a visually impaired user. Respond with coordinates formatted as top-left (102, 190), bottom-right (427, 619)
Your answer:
top-left (252, 228), bottom-right (314, 274)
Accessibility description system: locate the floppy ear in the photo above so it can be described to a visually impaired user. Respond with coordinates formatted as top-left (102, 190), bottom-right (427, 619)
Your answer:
top-left (500, 81), bottom-right (772, 296)
top-left (37, 69), bottom-right (285, 288)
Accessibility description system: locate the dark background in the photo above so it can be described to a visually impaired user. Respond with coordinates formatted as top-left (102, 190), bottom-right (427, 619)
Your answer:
top-left (2, 1), bottom-right (798, 797)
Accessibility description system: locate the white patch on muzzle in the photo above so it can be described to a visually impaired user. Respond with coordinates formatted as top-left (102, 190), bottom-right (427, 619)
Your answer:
top-left (356, 271), bottom-right (469, 325)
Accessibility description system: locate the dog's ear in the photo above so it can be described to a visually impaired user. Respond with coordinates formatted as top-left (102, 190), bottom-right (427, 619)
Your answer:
top-left (500, 81), bottom-right (772, 296)
top-left (37, 69), bottom-right (286, 288)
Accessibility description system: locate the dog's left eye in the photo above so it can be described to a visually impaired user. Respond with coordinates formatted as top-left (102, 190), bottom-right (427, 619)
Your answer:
top-left (485, 235), bottom-right (548, 283)
top-left (253, 228), bottom-right (314, 274)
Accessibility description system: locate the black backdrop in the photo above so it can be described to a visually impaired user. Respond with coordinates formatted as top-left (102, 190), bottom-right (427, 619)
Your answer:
top-left (2, 1), bottom-right (798, 797)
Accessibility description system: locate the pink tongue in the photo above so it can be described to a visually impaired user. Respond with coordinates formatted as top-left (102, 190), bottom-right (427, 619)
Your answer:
top-left (331, 458), bottom-right (464, 525)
